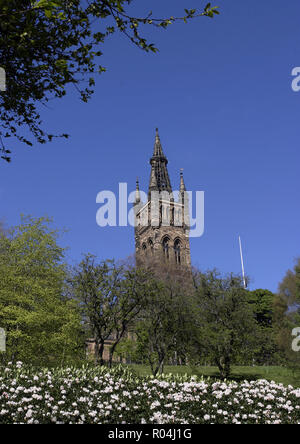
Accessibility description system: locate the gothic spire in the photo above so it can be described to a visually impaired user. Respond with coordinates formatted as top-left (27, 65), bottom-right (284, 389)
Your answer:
top-left (180, 169), bottom-right (186, 194)
top-left (153, 128), bottom-right (164, 157)
top-left (179, 169), bottom-right (189, 228)
top-left (135, 178), bottom-right (141, 204)
top-left (179, 168), bottom-right (187, 206)
top-left (148, 128), bottom-right (172, 199)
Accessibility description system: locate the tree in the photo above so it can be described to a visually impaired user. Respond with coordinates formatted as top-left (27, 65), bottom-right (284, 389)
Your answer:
top-left (72, 255), bottom-right (151, 366)
top-left (0, 1), bottom-right (219, 162)
top-left (106, 265), bottom-right (153, 367)
top-left (273, 259), bottom-right (300, 370)
top-left (247, 289), bottom-right (274, 327)
top-left (193, 270), bottom-right (258, 379)
top-left (135, 266), bottom-right (195, 376)
top-left (246, 289), bottom-right (277, 365)
top-left (0, 220), bottom-right (4, 235)
top-left (0, 215), bottom-right (83, 366)
top-left (278, 258), bottom-right (300, 307)
top-left (72, 254), bottom-right (122, 365)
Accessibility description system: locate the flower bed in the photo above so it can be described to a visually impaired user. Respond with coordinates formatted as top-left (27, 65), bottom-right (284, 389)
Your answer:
top-left (0, 362), bottom-right (300, 424)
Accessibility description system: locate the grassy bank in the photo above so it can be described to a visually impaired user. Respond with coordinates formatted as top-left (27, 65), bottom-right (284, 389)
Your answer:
top-left (128, 364), bottom-right (300, 387)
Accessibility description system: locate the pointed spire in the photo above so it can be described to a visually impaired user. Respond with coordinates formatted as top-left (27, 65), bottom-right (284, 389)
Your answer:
top-left (180, 169), bottom-right (186, 193)
top-left (148, 128), bottom-right (172, 198)
top-left (153, 128), bottom-right (165, 158)
top-left (135, 177), bottom-right (141, 204)
top-left (179, 169), bottom-right (189, 228)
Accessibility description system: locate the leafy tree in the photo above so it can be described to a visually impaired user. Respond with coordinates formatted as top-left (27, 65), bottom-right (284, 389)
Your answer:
top-left (135, 267), bottom-right (195, 376)
top-left (193, 270), bottom-right (258, 379)
top-left (72, 254), bottom-right (122, 365)
top-left (273, 296), bottom-right (300, 371)
top-left (106, 265), bottom-right (153, 367)
top-left (278, 259), bottom-right (300, 307)
top-left (0, 215), bottom-right (83, 366)
top-left (0, 1), bottom-right (219, 161)
top-left (246, 289), bottom-right (277, 365)
top-left (273, 259), bottom-right (300, 371)
top-left (247, 289), bottom-right (274, 327)
top-left (113, 336), bottom-right (138, 364)
top-left (72, 255), bottom-right (151, 366)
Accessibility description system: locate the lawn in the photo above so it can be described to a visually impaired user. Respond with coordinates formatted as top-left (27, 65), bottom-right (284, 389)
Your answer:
top-left (128, 364), bottom-right (300, 387)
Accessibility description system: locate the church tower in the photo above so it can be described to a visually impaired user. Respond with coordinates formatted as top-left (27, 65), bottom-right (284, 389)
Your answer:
top-left (134, 129), bottom-right (191, 270)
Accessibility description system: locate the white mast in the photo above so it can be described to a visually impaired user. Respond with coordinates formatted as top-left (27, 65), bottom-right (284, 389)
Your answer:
top-left (239, 235), bottom-right (246, 289)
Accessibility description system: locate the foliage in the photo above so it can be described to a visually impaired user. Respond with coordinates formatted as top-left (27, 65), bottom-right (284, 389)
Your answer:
top-left (274, 259), bottom-right (300, 371)
top-left (71, 255), bottom-right (152, 366)
top-left (135, 267), bottom-right (195, 376)
top-left (0, 1), bottom-right (219, 161)
top-left (193, 270), bottom-right (258, 379)
top-left (246, 289), bottom-right (278, 365)
top-left (1, 362), bottom-right (300, 424)
top-left (0, 215), bottom-right (84, 366)
top-left (114, 337), bottom-right (138, 363)
top-left (247, 289), bottom-right (274, 327)
top-left (278, 258), bottom-right (300, 306)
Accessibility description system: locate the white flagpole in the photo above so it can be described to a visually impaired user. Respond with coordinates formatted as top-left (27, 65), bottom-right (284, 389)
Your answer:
top-left (239, 235), bottom-right (246, 289)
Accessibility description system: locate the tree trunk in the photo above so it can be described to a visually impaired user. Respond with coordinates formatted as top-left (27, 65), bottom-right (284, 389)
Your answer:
top-left (153, 353), bottom-right (165, 376)
top-left (108, 347), bottom-right (114, 368)
top-left (159, 358), bottom-right (164, 375)
top-left (224, 355), bottom-right (231, 378)
top-left (95, 339), bottom-right (105, 366)
top-left (215, 355), bottom-right (231, 379)
top-left (108, 338), bottom-right (122, 368)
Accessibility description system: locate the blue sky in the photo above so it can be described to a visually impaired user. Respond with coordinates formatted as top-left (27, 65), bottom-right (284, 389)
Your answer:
top-left (1, 0), bottom-right (299, 292)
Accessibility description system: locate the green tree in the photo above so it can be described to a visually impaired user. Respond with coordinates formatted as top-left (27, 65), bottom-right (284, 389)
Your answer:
top-left (135, 268), bottom-right (195, 376)
top-left (0, 215), bottom-right (83, 366)
top-left (273, 259), bottom-right (300, 371)
top-left (0, 1), bottom-right (219, 161)
top-left (72, 254), bottom-right (122, 365)
top-left (72, 255), bottom-right (151, 366)
top-left (278, 259), bottom-right (300, 306)
top-left (247, 289), bottom-right (274, 327)
top-left (106, 265), bottom-right (153, 367)
top-left (246, 289), bottom-right (277, 365)
top-left (193, 270), bottom-right (258, 379)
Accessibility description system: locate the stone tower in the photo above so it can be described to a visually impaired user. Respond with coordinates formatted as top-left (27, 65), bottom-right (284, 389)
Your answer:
top-left (134, 129), bottom-right (191, 270)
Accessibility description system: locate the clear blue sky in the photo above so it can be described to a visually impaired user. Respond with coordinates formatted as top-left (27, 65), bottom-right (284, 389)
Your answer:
top-left (1, 0), bottom-right (299, 292)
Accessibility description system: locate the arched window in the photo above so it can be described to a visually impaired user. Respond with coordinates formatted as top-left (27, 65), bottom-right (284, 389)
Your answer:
top-left (148, 239), bottom-right (154, 254)
top-left (142, 243), bottom-right (147, 255)
top-left (174, 239), bottom-right (181, 264)
top-left (162, 237), bottom-right (169, 260)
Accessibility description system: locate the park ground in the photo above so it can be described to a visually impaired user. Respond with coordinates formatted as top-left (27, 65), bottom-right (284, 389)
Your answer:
top-left (128, 365), bottom-right (300, 388)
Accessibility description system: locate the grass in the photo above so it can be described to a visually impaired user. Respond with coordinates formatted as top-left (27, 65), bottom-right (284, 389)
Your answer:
top-left (128, 364), bottom-right (300, 387)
